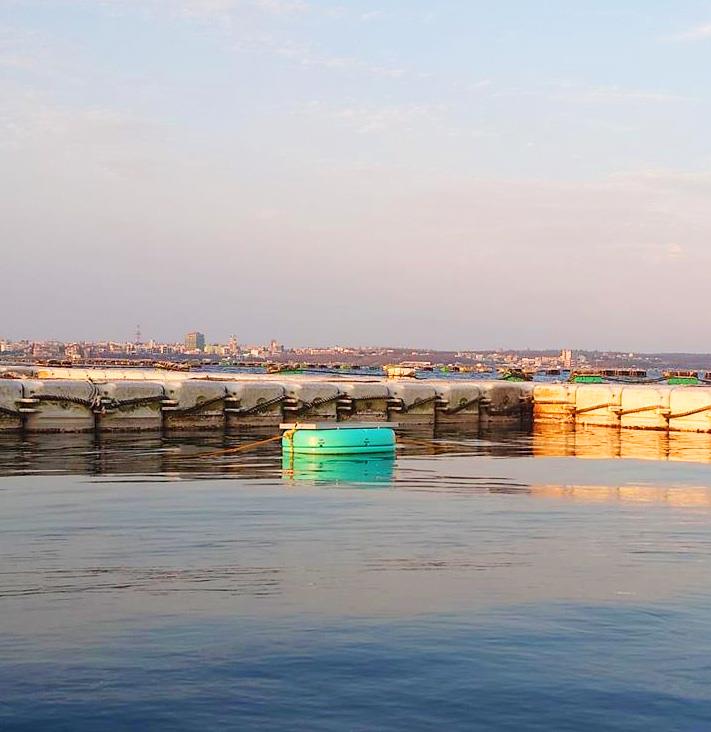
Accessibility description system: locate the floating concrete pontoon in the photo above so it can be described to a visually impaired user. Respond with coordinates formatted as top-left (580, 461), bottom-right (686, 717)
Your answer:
top-left (4, 365), bottom-right (711, 435)
top-left (431, 381), bottom-right (481, 429)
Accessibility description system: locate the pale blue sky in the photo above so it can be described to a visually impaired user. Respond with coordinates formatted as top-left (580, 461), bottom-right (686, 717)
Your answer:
top-left (2, 1), bottom-right (711, 350)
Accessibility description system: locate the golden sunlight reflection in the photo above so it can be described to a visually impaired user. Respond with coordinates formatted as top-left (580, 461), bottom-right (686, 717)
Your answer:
top-left (531, 484), bottom-right (711, 507)
top-left (533, 422), bottom-right (711, 464)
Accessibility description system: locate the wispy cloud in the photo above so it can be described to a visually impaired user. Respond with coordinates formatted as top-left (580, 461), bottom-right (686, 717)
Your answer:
top-left (273, 42), bottom-right (407, 78)
top-left (300, 101), bottom-right (446, 135)
top-left (671, 23), bottom-right (711, 42)
top-left (0, 84), bottom-right (162, 159)
top-left (552, 83), bottom-right (695, 104)
top-left (495, 81), bottom-right (695, 105)
top-left (108, 0), bottom-right (310, 15)
top-left (90, 0), bottom-right (408, 79)
top-left (360, 10), bottom-right (384, 22)
top-left (0, 27), bottom-right (45, 72)
top-left (253, 0), bottom-right (308, 13)
top-left (664, 243), bottom-right (686, 260)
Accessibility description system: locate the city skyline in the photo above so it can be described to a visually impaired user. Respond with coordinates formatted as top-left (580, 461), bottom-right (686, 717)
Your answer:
top-left (5, 331), bottom-right (711, 361)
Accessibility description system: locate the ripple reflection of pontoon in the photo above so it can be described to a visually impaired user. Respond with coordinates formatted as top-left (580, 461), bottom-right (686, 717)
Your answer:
top-left (532, 422), bottom-right (711, 463)
top-left (531, 484), bottom-right (711, 507)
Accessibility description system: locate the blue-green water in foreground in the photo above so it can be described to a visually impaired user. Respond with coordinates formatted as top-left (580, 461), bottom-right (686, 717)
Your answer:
top-left (1, 428), bottom-right (711, 731)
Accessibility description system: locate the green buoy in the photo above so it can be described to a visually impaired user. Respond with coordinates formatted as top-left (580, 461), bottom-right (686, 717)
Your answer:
top-left (281, 422), bottom-right (396, 455)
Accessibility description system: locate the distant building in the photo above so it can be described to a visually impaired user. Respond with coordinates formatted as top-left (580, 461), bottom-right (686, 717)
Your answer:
top-left (185, 331), bottom-right (205, 352)
top-left (65, 343), bottom-right (84, 359)
top-left (561, 349), bottom-right (573, 369)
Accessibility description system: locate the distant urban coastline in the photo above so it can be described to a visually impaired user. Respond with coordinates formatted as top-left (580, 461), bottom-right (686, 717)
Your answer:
top-left (3, 332), bottom-right (711, 373)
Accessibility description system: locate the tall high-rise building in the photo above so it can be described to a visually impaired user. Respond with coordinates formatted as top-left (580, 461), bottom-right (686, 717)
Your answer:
top-left (561, 349), bottom-right (573, 369)
top-left (185, 331), bottom-right (205, 352)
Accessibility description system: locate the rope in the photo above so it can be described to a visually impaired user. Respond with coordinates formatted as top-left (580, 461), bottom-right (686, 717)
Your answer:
top-left (438, 397), bottom-right (480, 415)
top-left (399, 395), bottom-right (439, 414)
top-left (0, 405), bottom-right (21, 418)
top-left (182, 434), bottom-right (283, 460)
top-left (169, 393), bottom-right (227, 416)
top-left (668, 404), bottom-right (711, 420)
top-left (33, 393), bottom-right (96, 408)
top-left (574, 402), bottom-right (618, 415)
top-left (97, 395), bottom-right (166, 412)
top-left (282, 427), bottom-right (296, 457)
top-left (617, 404), bottom-right (669, 417)
top-left (291, 393), bottom-right (341, 416)
top-left (542, 401), bottom-right (711, 421)
top-left (232, 394), bottom-right (286, 416)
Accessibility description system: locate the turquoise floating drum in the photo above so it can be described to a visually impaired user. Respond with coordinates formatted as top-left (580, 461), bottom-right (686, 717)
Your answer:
top-left (281, 422), bottom-right (396, 455)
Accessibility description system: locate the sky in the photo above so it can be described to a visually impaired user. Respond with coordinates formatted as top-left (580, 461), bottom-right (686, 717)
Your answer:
top-left (1, 0), bottom-right (711, 351)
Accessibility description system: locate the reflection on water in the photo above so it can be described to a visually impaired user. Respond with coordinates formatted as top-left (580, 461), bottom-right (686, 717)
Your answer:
top-left (282, 453), bottom-right (396, 485)
top-left (3, 426), bottom-right (711, 730)
top-left (533, 421), bottom-right (711, 463)
top-left (3, 424), bottom-right (711, 483)
top-left (531, 483), bottom-right (711, 507)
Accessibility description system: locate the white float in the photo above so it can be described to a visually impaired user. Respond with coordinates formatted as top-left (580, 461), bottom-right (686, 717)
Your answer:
top-left (224, 381), bottom-right (287, 428)
top-left (668, 386), bottom-right (711, 433)
top-left (431, 381), bottom-right (481, 428)
top-left (162, 380), bottom-right (228, 430)
top-left (574, 384), bottom-right (623, 427)
top-left (94, 381), bottom-right (165, 431)
top-left (22, 379), bottom-right (96, 433)
top-left (385, 382), bottom-right (437, 426)
top-left (619, 385), bottom-right (671, 430)
top-left (533, 383), bottom-right (578, 423)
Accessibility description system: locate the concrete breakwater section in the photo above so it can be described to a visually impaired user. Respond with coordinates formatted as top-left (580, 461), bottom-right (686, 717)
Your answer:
top-left (0, 367), bottom-right (532, 433)
top-left (534, 382), bottom-right (711, 432)
top-left (3, 367), bottom-right (711, 434)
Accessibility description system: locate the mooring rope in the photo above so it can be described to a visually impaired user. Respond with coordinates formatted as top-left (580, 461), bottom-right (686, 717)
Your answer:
top-left (180, 434), bottom-right (283, 460)
top-left (438, 397), bottom-right (481, 415)
top-left (291, 394), bottom-right (342, 416)
top-left (232, 395), bottom-right (286, 416)
top-left (177, 431), bottom-right (475, 461)
top-left (168, 393), bottom-right (227, 416)
top-left (399, 395), bottom-right (439, 414)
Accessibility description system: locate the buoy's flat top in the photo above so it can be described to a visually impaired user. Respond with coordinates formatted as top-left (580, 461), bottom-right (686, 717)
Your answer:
top-left (280, 422), bottom-right (397, 431)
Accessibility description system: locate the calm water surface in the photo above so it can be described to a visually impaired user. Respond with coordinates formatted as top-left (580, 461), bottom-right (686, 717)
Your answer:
top-left (1, 427), bottom-right (711, 731)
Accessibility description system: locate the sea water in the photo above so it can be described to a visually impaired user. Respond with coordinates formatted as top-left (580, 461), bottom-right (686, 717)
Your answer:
top-left (1, 428), bottom-right (710, 731)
